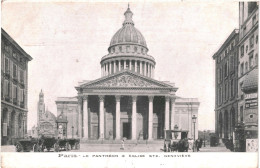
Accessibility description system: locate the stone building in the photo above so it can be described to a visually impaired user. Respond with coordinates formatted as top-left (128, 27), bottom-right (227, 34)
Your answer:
top-left (238, 2), bottom-right (258, 128)
top-left (213, 2), bottom-right (258, 146)
top-left (1, 28), bottom-right (32, 145)
top-left (56, 97), bottom-right (78, 138)
top-left (57, 6), bottom-right (200, 141)
top-left (213, 29), bottom-right (239, 141)
top-left (37, 90), bottom-right (57, 137)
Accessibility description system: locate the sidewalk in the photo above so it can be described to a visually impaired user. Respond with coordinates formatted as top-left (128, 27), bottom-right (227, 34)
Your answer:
top-left (199, 145), bottom-right (231, 152)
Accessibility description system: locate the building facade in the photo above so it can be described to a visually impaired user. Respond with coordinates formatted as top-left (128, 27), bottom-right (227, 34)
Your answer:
top-left (56, 97), bottom-right (78, 138)
top-left (57, 6), bottom-right (200, 141)
top-left (213, 29), bottom-right (239, 141)
top-left (238, 2), bottom-right (258, 129)
top-left (1, 29), bottom-right (32, 145)
top-left (37, 90), bottom-right (57, 137)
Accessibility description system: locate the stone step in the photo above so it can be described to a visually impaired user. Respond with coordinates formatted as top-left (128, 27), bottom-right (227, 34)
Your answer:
top-left (80, 139), bottom-right (164, 144)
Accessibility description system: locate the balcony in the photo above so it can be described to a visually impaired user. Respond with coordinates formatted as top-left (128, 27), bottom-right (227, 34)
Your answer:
top-left (20, 102), bottom-right (25, 108)
top-left (13, 76), bottom-right (18, 84)
top-left (4, 70), bottom-right (10, 79)
top-left (13, 98), bottom-right (17, 105)
top-left (4, 96), bottom-right (10, 102)
top-left (20, 80), bottom-right (25, 88)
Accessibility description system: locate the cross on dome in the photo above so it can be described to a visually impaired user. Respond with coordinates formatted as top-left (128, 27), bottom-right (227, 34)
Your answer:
top-left (123, 4), bottom-right (134, 26)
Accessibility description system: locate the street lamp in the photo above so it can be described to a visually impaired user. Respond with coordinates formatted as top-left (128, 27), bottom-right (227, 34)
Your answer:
top-left (204, 130), bottom-right (206, 147)
top-left (174, 125), bottom-right (179, 139)
top-left (192, 115), bottom-right (197, 151)
top-left (72, 126), bottom-right (74, 138)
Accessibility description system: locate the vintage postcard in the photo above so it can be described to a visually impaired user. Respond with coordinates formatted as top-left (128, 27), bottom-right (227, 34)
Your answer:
top-left (1, 0), bottom-right (258, 168)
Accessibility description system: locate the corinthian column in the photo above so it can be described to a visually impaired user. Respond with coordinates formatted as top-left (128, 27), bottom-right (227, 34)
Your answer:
top-left (119, 60), bottom-right (121, 72)
top-left (83, 95), bottom-right (88, 139)
top-left (170, 97), bottom-right (176, 130)
top-left (148, 96), bottom-right (154, 140)
top-left (109, 62), bottom-right (112, 75)
top-left (140, 61), bottom-right (143, 75)
top-left (115, 95), bottom-right (121, 140)
top-left (135, 61), bottom-right (137, 73)
top-left (123, 60), bottom-right (126, 70)
top-left (77, 96), bottom-right (82, 138)
top-left (132, 96), bottom-right (137, 140)
top-left (129, 60), bottom-right (132, 71)
top-left (144, 62), bottom-right (147, 76)
top-left (99, 95), bottom-right (105, 139)
top-left (165, 96), bottom-right (170, 131)
top-left (105, 63), bottom-right (107, 76)
top-left (114, 61), bottom-right (116, 74)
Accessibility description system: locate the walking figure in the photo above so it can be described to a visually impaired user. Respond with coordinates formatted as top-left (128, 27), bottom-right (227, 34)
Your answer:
top-left (121, 138), bottom-right (125, 150)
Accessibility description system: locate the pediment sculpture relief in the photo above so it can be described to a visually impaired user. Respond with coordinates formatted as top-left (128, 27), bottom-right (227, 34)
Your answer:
top-left (92, 75), bottom-right (159, 87)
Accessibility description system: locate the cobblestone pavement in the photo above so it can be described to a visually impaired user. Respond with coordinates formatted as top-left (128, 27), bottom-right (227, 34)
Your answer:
top-left (1, 144), bottom-right (231, 152)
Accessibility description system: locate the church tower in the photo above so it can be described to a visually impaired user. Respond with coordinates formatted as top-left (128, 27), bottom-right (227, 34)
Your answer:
top-left (37, 89), bottom-right (45, 127)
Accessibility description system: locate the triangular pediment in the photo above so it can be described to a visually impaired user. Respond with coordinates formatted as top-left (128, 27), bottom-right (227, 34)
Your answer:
top-left (79, 71), bottom-right (175, 89)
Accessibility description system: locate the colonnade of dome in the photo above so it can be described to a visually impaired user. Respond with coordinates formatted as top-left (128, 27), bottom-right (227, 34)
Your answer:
top-left (100, 5), bottom-right (156, 78)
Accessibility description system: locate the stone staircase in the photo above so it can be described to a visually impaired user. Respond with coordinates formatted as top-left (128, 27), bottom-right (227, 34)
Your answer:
top-left (81, 139), bottom-right (164, 144)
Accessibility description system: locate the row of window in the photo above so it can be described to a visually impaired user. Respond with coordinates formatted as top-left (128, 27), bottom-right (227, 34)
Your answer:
top-left (240, 2), bottom-right (258, 38)
top-left (3, 43), bottom-right (26, 64)
top-left (4, 56), bottom-right (25, 82)
top-left (217, 55), bottom-right (235, 83)
top-left (240, 52), bottom-right (258, 76)
top-left (217, 78), bottom-right (235, 105)
top-left (217, 40), bottom-right (236, 64)
top-left (240, 34), bottom-right (258, 57)
top-left (2, 79), bottom-right (25, 106)
top-left (109, 45), bottom-right (147, 55)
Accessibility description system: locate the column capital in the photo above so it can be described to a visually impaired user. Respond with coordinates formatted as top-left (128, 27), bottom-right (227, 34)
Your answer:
top-left (132, 96), bottom-right (137, 102)
top-left (77, 96), bottom-right (83, 104)
top-left (148, 96), bottom-right (154, 102)
top-left (170, 96), bottom-right (176, 102)
top-left (99, 95), bottom-right (105, 101)
top-left (115, 95), bottom-right (121, 102)
top-left (165, 96), bottom-right (170, 102)
top-left (82, 95), bottom-right (88, 100)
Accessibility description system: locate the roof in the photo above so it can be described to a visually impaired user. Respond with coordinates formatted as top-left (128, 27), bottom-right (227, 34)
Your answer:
top-left (242, 68), bottom-right (258, 92)
top-left (109, 6), bottom-right (147, 49)
top-left (1, 28), bottom-right (33, 61)
top-left (212, 29), bottom-right (239, 59)
top-left (56, 97), bottom-right (78, 103)
top-left (76, 70), bottom-right (178, 91)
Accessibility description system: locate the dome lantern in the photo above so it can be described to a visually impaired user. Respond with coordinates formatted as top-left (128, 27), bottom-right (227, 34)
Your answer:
top-left (123, 4), bottom-right (134, 26)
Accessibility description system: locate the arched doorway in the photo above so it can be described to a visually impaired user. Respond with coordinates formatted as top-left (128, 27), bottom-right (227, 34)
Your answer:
top-left (230, 108), bottom-right (235, 138)
top-left (1, 108), bottom-right (8, 145)
top-left (18, 113), bottom-right (23, 138)
top-left (224, 111), bottom-right (229, 139)
top-left (11, 111), bottom-right (16, 138)
top-left (219, 112), bottom-right (223, 138)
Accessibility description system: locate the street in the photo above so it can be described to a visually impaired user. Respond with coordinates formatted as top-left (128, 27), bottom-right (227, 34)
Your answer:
top-left (1, 143), bottom-right (231, 152)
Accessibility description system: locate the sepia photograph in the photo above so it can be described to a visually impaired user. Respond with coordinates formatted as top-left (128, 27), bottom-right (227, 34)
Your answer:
top-left (1, 0), bottom-right (258, 167)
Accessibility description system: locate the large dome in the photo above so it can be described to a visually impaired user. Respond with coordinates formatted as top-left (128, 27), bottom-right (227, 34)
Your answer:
top-left (100, 5), bottom-right (155, 79)
top-left (109, 25), bottom-right (147, 48)
top-left (109, 6), bottom-right (147, 49)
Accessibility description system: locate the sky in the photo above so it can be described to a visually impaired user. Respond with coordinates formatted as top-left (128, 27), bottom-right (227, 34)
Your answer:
top-left (1, 1), bottom-right (239, 131)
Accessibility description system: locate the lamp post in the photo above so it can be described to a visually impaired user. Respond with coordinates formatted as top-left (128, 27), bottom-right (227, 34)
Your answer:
top-left (72, 126), bottom-right (74, 138)
top-left (204, 130), bottom-right (206, 147)
top-left (174, 125), bottom-right (179, 139)
top-left (192, 115), bottom-right (197, 152)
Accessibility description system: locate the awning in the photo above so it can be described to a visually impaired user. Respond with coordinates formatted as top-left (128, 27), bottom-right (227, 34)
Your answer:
top-left (242, 68), bottom-right (258, 92)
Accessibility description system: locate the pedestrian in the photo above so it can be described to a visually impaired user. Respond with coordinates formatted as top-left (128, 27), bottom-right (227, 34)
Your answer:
top-left (121, 138), bottom-right (125, 150)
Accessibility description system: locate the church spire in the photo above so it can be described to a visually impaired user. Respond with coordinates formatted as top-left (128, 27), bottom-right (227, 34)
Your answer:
top-left (123, 3), bottom-right (134, 26)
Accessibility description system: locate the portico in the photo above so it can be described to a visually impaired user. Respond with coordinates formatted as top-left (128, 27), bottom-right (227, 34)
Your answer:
top-left (76, 71), bottom-right (177, 140)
